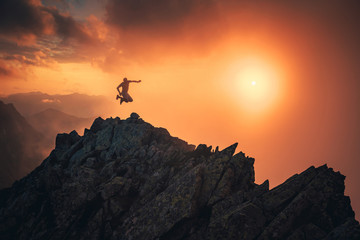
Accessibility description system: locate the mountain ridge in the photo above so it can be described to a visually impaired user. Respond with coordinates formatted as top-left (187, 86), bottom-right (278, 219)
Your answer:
top-left (0, 100), bottom-right (48, 188)
top-left (0, 92), bottom-right (113, 118)
top-left (28, 107), bottom-right (93, 146)
top-left (0, 113), bottom-right (359, 239)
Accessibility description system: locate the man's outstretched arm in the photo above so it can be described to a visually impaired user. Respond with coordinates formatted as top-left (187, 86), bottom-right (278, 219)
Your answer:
top-left (128, 80), bottom-right (141, 83)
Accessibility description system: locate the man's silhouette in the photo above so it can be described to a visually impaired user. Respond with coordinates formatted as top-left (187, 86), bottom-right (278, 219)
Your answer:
top-left (116, 77), bottom-right (141, 104)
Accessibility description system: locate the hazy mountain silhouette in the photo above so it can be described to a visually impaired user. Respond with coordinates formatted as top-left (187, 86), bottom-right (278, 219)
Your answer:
top-left (28, 108), bottom-right (93, 147)
top-left (0, 92), bottom-right (113, 188)
top-left (0, 113), bottom-right (359, 239)
top-left (0, 101), bottom-right (49, 188)
top-left (0, 92), bottom-right (113, 118)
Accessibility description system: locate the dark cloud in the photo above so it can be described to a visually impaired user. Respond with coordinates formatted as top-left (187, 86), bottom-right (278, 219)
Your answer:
top-left (0, 38), bottom-right (62, 78)
top-left (42, 0), bottom-right (71, 11)
top-left (4, 55), bottom-right (36, 65)
top-left (104, 0), bottom-right (360, 45)
top-left (3, 52), bottom-right (57, 67)
top-left (0, 64), bottom-right (12, 76)
top-left (106, 0), bottom-right (218, 30)
top-left (0, 0), bottom-right (104, 69)
top-left (102, 0), bottom-right (225, 64)
top-left (42, 7), bottom-right (93, 44)
top-left (0, 59), bottom-right (25, 79)
top-left (0, 0), bottom-right (94, 46)
top-left (1, 0), bottom-right (360, 70)
top-left (0, 0), bottom-right (50, 42)
top-left (0, 39), bottom-right (39, 58)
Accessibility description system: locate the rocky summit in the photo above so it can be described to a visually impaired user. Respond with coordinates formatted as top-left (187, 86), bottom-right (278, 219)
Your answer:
top-left (0, 113), bottom-right (359, 240)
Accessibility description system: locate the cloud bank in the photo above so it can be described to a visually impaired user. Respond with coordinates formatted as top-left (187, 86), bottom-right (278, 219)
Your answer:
top-left (1, 0), bottom-right (360, 76)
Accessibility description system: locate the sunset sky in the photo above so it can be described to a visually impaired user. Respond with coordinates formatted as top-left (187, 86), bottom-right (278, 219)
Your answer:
top-left (1, 0), bottom-right (360, 218)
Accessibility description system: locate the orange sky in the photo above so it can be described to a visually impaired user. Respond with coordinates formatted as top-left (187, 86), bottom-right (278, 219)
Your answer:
top-left (1, 0), bottom-right (360, 219)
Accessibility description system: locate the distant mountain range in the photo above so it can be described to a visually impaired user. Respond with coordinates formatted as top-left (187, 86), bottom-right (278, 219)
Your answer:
top-left (0, 92), bottom-right (107, 188)
top-left (28, 108), bottom-right (93, 146)
top-left (0, 92), bottom-right (113, 118)
top-left (0, 101), bottom-right (49, 188)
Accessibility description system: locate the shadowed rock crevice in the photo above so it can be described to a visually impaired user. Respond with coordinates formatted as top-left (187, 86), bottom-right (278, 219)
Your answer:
top-left (159, 206), bottom-right (212, 240)
top-left (0, 113), bottom-right (359, 240)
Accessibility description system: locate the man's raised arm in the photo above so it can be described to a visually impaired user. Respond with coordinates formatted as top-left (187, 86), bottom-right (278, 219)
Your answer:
top-left (128, 80), bottom-right (141, 83)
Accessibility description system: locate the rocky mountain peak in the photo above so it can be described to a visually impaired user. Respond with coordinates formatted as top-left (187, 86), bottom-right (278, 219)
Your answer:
top-left (0, 113), bottom-right (359, 239)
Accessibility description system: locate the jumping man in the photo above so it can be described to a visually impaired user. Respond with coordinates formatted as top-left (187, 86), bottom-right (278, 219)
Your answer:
top-left (116, 77), bottom-right (141, 104)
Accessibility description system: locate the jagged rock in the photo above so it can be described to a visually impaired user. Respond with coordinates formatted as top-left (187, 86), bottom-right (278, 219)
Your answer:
top-left (130, 112), bottom-right (140, 119)
top-left (0, 113), bottom-right (359, 240)
top-left (55, 130), bottom-right (81, 150)
top-left (90, 117), bottom-right (105, 133)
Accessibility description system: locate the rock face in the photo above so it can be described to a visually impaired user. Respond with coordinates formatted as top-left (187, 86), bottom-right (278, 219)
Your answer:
top-left (0, 113), bottom-right (359, 240)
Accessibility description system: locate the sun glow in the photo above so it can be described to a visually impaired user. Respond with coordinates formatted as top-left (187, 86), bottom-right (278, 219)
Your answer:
top-left (226, 57), bottom-right (282, 114)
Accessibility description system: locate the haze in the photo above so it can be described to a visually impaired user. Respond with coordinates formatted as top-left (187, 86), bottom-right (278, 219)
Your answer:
top-left (1, 0), bottom-right (359, 218)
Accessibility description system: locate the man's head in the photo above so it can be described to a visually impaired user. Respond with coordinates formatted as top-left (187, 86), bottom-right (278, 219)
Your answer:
top-left (123, 77), bottom-right (128, 82)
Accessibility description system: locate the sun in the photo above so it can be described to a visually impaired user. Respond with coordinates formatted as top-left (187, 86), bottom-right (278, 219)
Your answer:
top-left (232, 58), bottom-right (281, 113)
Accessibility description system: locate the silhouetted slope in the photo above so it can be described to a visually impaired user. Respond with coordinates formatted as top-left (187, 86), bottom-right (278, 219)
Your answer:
top-left (0, 101), bottom-right (47, 188)
top-left (28, 108), bottom-right (93, 146)
top-left (0, 113), bottom-right (359, 239)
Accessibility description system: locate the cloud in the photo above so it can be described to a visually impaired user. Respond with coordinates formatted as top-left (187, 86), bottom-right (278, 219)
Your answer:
top-left (0, 58), bottom-right (28, 81)
top-left (0, 0), bottom-right (52, 45)
top-left (1, 0), bottom-right (360, 74)
top-left (3, 52), bottom-right (58, 67)
top-left (42, 0), bottom-right (71, 11)
top-left (0, 39), bottom-right (59, 82)
top-left (42, 7), bottom-right (93, 44)
top-left (0, 0), bottom-right (111, 79)
top-left (41, 98), bottom-right (61, 103)
top-left (104, 0), bottom-right (360, 44)
top-left (106, 0), bottom-right (212, 28)
top-left (105, 0), bottom-right (221, 36)
top-left (0, 0), bottom-right (95, 44)
top-left (0, 0), bottom-right (225, 72)
top-left (0, 63), bottom-right (13, 76)
top-left (0, 0), bottom-right (100, 55)
top-left (99, 0), bottom-right (226, 67)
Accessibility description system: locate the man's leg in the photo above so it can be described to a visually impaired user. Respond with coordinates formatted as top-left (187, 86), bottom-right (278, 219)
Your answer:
top-left (122, 92), bottom-right (132, 103)
top-left (127, 94), bottom-right (133, 102)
